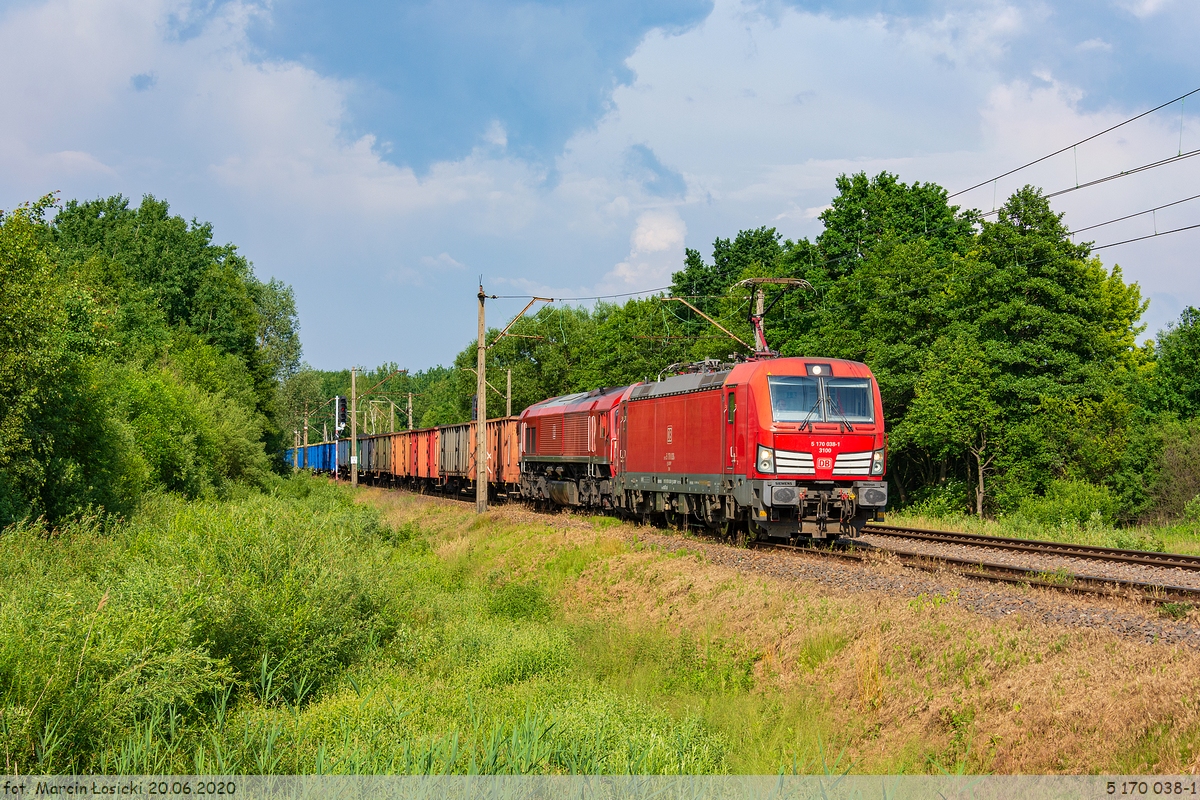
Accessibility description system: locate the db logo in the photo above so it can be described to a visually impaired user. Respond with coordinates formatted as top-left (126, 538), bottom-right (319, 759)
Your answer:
top-left (817, 457), bottom-right (833, 470)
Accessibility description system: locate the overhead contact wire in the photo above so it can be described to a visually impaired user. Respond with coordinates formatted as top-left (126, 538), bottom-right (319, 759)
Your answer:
top-left (950, 85), bottom-right (1200, 199)
top-left (978, 147), bottom-right (1200, 218)
top-left (1070, 192), bottom-right (1200, 235)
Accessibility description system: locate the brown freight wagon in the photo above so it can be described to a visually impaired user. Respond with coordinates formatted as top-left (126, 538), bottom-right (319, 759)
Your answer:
top-left (438, 418), bottom-right (520, 493)
top-left (389, 430), bottom-right (414, 481)
top-left (415, 427), bottom-right (439, 479)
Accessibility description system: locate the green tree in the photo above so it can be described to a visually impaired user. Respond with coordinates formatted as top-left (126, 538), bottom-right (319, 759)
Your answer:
top-left (1155, 307), bottom-right (1200, 418)
top-left (815, 171), bottom-right (978, 276)
top-left (254, 278), bottom-right (302, 383)
top-left (901, 334), bottom-right (1001, 516)
top-left (0, 198), bottom-right (144, 524)
top-left (670, 227), bottom-right (784, 298)
top-left (54, 195), bottom-right (281, 419)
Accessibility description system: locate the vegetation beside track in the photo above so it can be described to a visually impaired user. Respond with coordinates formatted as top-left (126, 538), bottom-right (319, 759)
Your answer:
top-left (9, 475), bottom-right (1200, 774)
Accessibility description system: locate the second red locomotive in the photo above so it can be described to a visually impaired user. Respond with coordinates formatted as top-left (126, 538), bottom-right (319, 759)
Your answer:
top-left (519, 356), bottom-right (888, 541)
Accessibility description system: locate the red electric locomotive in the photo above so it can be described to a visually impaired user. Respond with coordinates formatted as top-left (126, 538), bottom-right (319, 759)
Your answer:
top-left (519, 355), bottom-right (888, 541)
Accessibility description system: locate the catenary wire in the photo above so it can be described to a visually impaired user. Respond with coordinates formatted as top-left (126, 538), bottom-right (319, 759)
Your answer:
top-left (979, 147), bottom-right (1200, 218)
top-left (1070, 192), bottom-right (1200, 235)
top-left (950, 85), bottom-right (1200, 199)
top-left (1092, 222), bottom-right (1200, 250)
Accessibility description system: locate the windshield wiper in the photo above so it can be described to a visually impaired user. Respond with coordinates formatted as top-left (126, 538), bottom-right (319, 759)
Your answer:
top-left (798, 396), bottom-right (823, 432)
top-left (824, 389), bottom-right (855, 433)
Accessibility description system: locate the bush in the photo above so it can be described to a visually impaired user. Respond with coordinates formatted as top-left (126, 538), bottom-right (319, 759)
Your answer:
top-left (901, 479), bottom-right (970, 518)
top-left (106, 366), bottom-right (269, 499)
top-left (0, 480), bottom-right (402, 772)
top-left (1186, 495), bottom-right (1200, 524)
top-left (1153, 422), bottom-right (1200, 521)
top-left (1016, 479), bottom-right (1119, 527)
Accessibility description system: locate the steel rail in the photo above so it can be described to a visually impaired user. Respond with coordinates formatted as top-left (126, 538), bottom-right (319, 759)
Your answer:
top-left (756, 541), bottom-right (1200, 605)
top-left (865, 523), bottom-right (1200, 572)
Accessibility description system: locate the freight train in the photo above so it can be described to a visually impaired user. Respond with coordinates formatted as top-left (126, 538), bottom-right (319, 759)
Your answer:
top-left (287, 355), bottom-right (887, 542)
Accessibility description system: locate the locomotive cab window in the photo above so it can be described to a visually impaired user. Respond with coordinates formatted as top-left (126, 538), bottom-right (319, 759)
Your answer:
top-left (768, 376), bottom-right (874, 424)
top-left (768, 376), bottom-right (822, 422)
top-left (525, 426), bottom-right (537, 453)
top-left (727, 392), bottom-right (736, 423)
top-left (823, 378), bottom-right (874, 424)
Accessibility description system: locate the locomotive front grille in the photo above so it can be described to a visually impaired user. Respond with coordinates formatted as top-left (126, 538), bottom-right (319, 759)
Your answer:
top-left (775, 450), bottom-right (815, 475)
top-left (833, 451), bottom-right (873, 476)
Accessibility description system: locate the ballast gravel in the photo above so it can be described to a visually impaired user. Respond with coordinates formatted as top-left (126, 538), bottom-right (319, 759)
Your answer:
top-left (858, 532), bottom-right (1200, 592)
top-left (623, 528), bottom-right (1200, 650)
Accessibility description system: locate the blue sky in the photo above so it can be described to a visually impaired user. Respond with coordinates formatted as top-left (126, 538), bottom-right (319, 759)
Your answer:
top-left (2, 0), bottom-right (1198, 370)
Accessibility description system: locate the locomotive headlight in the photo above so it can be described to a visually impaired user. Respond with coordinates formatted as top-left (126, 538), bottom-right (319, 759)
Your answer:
top-left (757, 445), bottom-right (775, 473)
top-left (871, 449), bottom-right (885, 475)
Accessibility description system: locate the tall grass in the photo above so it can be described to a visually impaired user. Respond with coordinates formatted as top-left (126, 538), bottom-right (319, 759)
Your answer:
top-left (0, 479), bottom-right (735, 773)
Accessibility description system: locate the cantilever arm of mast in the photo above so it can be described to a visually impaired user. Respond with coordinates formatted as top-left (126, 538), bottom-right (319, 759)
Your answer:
top-left (360, 368), bottom-right (409, 395)
top-left (660, 297), bottom-right (752, 350)
top-left (489, 297), bottom-right (554, 348)
top-left (460, 366), bottom-right (504, 396)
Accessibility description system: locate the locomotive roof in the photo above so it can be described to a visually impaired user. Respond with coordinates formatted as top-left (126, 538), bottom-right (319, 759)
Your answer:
top-left (522, 357), bottom-right (875, 414)
top-left (528, 384), bottom-right (628, 410)
top-left (627, 369), bottom-right (731, 401)
top-left (627, 357), bottom-right (874, 402)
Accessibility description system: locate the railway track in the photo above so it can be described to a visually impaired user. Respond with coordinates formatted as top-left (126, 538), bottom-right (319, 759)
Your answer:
top-left (764, 539), bottom-right (1200, 605)
top-left (865, 522), bottom-right (1200, 572)
top-left (369, 482), bottom-right (1200, 605)
top-left (845, 523), bottom-right (1200, 605)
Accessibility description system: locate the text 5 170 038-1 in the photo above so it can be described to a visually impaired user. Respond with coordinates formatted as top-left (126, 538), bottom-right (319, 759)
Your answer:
top-left (1110, 781), bottom-right (1198, 795)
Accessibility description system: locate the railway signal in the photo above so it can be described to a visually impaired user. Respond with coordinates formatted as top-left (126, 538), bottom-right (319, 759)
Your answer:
top-left (335, 396), bottom-right (347, 433)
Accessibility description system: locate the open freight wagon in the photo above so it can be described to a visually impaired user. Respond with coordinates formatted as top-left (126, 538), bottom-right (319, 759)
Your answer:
top-left (287, 417), bottom-right (519, 497)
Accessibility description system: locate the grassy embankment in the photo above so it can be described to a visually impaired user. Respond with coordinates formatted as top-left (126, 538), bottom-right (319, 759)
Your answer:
top-left (4, 476), bottom-right (1200, 774)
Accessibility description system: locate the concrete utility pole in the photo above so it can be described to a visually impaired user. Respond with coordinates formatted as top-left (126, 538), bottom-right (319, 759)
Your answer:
top-left (303, 403), bottom-right (309, 448)
top-left (350, 366), bottom-right (358, 487)
top-left (476, 284), bottom-right (487, 513)
top-left (294, 431), bottom-right (300, 470)
top-left (407, 392), bottom-right (413, 430)
top-left (506, 368), bottom-right (512, 417)
top-left (390, 401), bottom-right (395, 433)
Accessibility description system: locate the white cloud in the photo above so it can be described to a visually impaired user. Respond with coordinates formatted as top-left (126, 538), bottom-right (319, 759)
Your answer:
top-left (1118, 0), bottom-right (1172, 19)
top-left (482, 120), bottom-right (508, 149)
top-left (601, 208), bottom-right (687, 291)
top-left (421, 252), bottom-right (466, 270)
top-left (1076, 37), bottom-right (1112, 52)
top-left (0, 0), bottom-right (1197, 368)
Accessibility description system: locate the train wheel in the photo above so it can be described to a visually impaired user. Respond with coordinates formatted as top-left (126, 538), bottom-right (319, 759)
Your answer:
top-left (663, 509), bottom-right (686, 532)
top-left (708, 517), bottom-right (734, 542)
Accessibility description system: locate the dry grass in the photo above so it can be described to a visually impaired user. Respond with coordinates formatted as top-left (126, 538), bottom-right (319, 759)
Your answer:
top-left (356, 488), bottom-right (1200, 774)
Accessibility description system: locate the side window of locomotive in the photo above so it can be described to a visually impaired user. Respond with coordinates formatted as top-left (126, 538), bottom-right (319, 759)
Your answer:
top-left (823, 378), bottom-right (875, 424)
top-left (526, 425), bottom-right (537, 453)
top-left (727, 392), bottom-right (736, 424)
top-left (767, 376), bottom-right (822, 422)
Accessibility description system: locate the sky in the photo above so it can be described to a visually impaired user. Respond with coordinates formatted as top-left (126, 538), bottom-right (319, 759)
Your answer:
top-left (1, 0), bottom-right (1198, 370)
